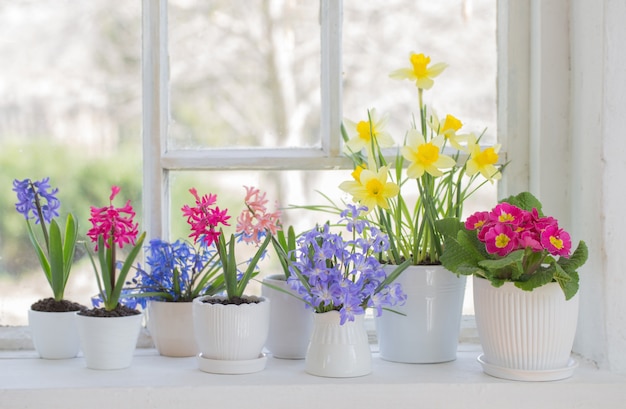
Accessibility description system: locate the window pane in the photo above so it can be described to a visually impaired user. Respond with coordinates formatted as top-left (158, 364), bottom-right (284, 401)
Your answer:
top-left (168, 0), bottom-right (321, 150)
top-left (0, 1), bottom-right (142, 325)
top-left (343, 0), bottom-right (497, 146)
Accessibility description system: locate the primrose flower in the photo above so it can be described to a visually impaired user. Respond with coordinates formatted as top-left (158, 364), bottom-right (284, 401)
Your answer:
top-left (87, 186), bottom-right (139, 250)
top-left (181, 188), bottom-right (231, 247)
top-left (13, 177), bottom-right (60, 224)
top-left (401, 129), bottom-right (456, 178)
top-left (484, 223), bottom-right (517, 257)
top-left (389, 52), bottom-right (448, 90)
top-left (344, 109), bottom-right (394, 155)
top-left (338, 166), bottom-right (400, 211)
top-left (540, 225), bottom-right (572, 257)
top-left (465, 135), bottom-right (502, 182)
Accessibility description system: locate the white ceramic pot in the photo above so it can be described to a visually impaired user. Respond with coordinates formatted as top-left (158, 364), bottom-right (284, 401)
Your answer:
top-left (76, 312), bottom-right (143, 370)
top-left (473, 275), bottom-right (580, 381)
top-left (375, 264), bottom-right (466, 363)
top-left (305, 310), bottom-right (371, 378)
top-left (261, 274), bottom-right (313, 359)
top-left (147, 300), bottom-right (197, 357)
top-left (28, 309), bottom-right (80, 359)
top-left (193, 295), bottom-right (270, 373)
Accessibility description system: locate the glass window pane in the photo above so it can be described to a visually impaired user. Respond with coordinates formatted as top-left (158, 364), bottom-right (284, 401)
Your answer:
top-left (0, 1), bottom-right (142, 325)
top-left (343, 0), bottom-right (497, 146)
top-left (168, 0), bottom-right (321, 150)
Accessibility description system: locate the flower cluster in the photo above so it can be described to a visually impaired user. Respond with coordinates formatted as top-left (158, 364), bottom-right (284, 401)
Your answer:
top-left (438, 192), bottom-right (587, 300)
top-left (129, 239), bottom-right (222, 305)
top-left (12, 177), bottom-right (78, 302)
top-left (465, 203), bottom-right (571, 258)
top-left (236, 186), bottom-right (281, 244)
top-left (288, 205), bottom-right (407, 325)
top-left (339, 52), bottom-right (503, 266)
top-left (181, 188), bottom-right (230, 247)
top-left (85, 186), bottom-right (145, 311)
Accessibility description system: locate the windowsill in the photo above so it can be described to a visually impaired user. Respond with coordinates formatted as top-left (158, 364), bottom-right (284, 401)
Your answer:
top-left (1, 344), bottom-right (625, 408)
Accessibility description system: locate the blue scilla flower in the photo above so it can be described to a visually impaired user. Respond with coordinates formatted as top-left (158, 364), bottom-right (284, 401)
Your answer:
top-left (13, 177), bottom-right (61, 224)
top-left (339, 204), bottom-right (369, 234)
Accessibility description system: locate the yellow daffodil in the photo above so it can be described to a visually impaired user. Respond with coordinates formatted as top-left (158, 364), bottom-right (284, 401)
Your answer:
top-left (344, 109), bottom-right (394, 154)
top-left (389, 53), bottom-right (448, 90)
top-left (428, 111), bottom-right (469, 151)
top-left (401, 129), bottom-right (456, 178)
top-left (339, 166), bottom-right (399, 211)
top-left (465, 134), bottom-right (502, 182)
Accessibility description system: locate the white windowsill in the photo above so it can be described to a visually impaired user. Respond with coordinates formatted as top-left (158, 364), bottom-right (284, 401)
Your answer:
top-left (1, 343), bottom-right (625, 409)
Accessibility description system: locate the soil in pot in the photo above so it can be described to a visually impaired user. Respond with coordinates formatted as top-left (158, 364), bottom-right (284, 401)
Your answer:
top-left (31, 297), bottom-right (85, 312)
top-left (78, 304), bottom-right (141, 317)
top-left (201, 296), bottom-right (261, 306)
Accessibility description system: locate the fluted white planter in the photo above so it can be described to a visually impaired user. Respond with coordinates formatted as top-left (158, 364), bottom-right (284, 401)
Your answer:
top-left (305, 311), bottom-right (371, 378)
top-left (193, 295), bottom-right (270, 374)
top-left (262, 274), bottom-right (313, 359)
top-left (147, 300), bottom-right (197, 357)
top-left (473, 276), bottom-right (580, 381)
top-left (375, 265), bottom-right (466, 363)
top-left (76, 312), bottom-right (143, 370)
top-left (28, 309), bottom-right (80, 359)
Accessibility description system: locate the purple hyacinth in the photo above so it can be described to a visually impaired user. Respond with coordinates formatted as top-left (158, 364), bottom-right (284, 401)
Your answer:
top-left (13, 177), bottom-right (61, 224)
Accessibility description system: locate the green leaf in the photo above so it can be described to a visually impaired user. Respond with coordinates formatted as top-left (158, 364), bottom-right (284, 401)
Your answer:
top-left (110, 232), bottom-right (146, 309)
top-left (236, 234), bottom-right (272, 298)
top-left (25, 219), bottom-right (52, 288)
top-left (558, 241), bottom-right (588, 274)
top-left (500, 192), bottom-right (543, 215)
top-left (515, 268), bottom-right (555, 292)
top-left (554, 264), bottom-right (579, 300)
top-left (47, 219), bottom-right (65, 300)
top-left (61, 214), bottom-right (78, 289)
top-left (435, 217), bottom-right (464, 240)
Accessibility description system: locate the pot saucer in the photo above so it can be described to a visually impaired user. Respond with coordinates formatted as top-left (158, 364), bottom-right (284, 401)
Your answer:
top-left (477, 354), bottom-right (578, 381)
top-left (197, 353), bottom-right (267, 374)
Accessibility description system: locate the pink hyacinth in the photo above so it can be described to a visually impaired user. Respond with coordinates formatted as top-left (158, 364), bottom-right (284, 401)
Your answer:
top-left (87, 186), bottom-right (139, 250)
top-left (181, 188), bottom-right (231, 247)
top-left (236, 186), bottom-right (282, 245)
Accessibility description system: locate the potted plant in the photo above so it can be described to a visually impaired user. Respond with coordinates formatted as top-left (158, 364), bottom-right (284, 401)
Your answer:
top-left (77, 186), bottom-right (146, 370)
top-left (128, 239), bottom-right (224, 357)
top-left (438, 192), bottom-right (588, 381)
top-left (185, 186), bottom-right (280, 374)
top-left (284, 204), bottom-right (410, 378)
top-left (12, 177), bottom-right (84, 359)
top-left (337, 52), bottom-right (504, 363)
top-left (261, 225), bottom-right (314, 359)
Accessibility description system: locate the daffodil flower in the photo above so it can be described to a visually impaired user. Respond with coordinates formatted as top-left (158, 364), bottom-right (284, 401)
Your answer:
top-left (390, 53), bottom-right (447, 90)
top-left (465, 134), bottom-right (502, 182)
top-left (343, 109), bottom-right (394, 154)
top-left (339, 166), bottom-right (399, 211)
top-left (428, 111), bottom-right (469, 151)
top-left (401, 129), bottom-right (456, 178)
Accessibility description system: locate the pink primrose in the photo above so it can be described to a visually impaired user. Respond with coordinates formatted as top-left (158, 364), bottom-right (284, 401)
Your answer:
top-left (540, 224), bottom-right (572, 257)
top-left (484, 223), bottom-right (518, 257)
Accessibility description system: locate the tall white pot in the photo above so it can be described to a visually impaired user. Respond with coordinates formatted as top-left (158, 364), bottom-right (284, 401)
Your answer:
top-left (147, 300), bottom-right (197, 357)
top-left (262, 274), bottom-right (313, 359)
top-left (376, 264), bottom-right (466, 363)
top-left (28, 309), bottom-right (80, 359)
top-left (193, 295), bottom-right (270, 374)
top-left (474, 276), bottom-right (580, 381)
top-left (305, 310), bottom-right (371, 378)
top-left (76, 313), bottom-right (143, 370)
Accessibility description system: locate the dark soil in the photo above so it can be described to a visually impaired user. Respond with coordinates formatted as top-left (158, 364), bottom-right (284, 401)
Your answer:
top-left (31, 297), bottom-right (86, 312)
top-left (202, 296), bottom-right (262, 305)
top-left (78, 304), bottom-right (141, 317)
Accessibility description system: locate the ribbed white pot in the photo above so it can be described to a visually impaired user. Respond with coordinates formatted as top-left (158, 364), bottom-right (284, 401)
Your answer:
top-left (262, 274), bottom-right (313, 359)
top-left (192, 295), bottom-right (270, 361)
top-left (474, 276), bottom-right (579, 374)
top-left (375, 265), bottom-right (466, 363)
top-left (147, 300), bottom-right (197, 357)
top-left (28, 309), bottom-right (80, 359)
top-left (76, 312), bottom-right (143, 370)
top-left (305, 311), bottom-right (371, 378)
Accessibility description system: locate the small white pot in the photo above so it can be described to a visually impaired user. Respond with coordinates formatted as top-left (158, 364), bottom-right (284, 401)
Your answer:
top-left (28, 309), bottom-right (80, 359)
top-left (192, 295), bottom-right (270, 362)
top-left (305, 310), bottom-right (371, 378)
top-left (76, 312), bottom-right (143, 370)
top-left (375, 264), bottom-right (466, 363)
top-left (147, 300), bottom-right (197, 357)
top-left (262, 274), bottom-right (313, 359)
top-left (474, 276), bottom-right (580, 380)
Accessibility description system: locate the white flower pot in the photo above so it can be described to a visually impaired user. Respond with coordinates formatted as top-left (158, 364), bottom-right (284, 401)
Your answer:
top-left (28, 309), bottom-right (80, 359)
top-left (76, 312), bottom-right (143, 370)
top-left (147, 300), bottom-right (197, 357)
top-left (473, 275), bottom-right (580, 381)
top-left (261, 274), bottom-right (313, 359)
top-left (375, 264), bottom-right (466, 363)
top-left (305, 310), bottom-right (371, 378)
top-left (193, 295), bottom-right (270, 374)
